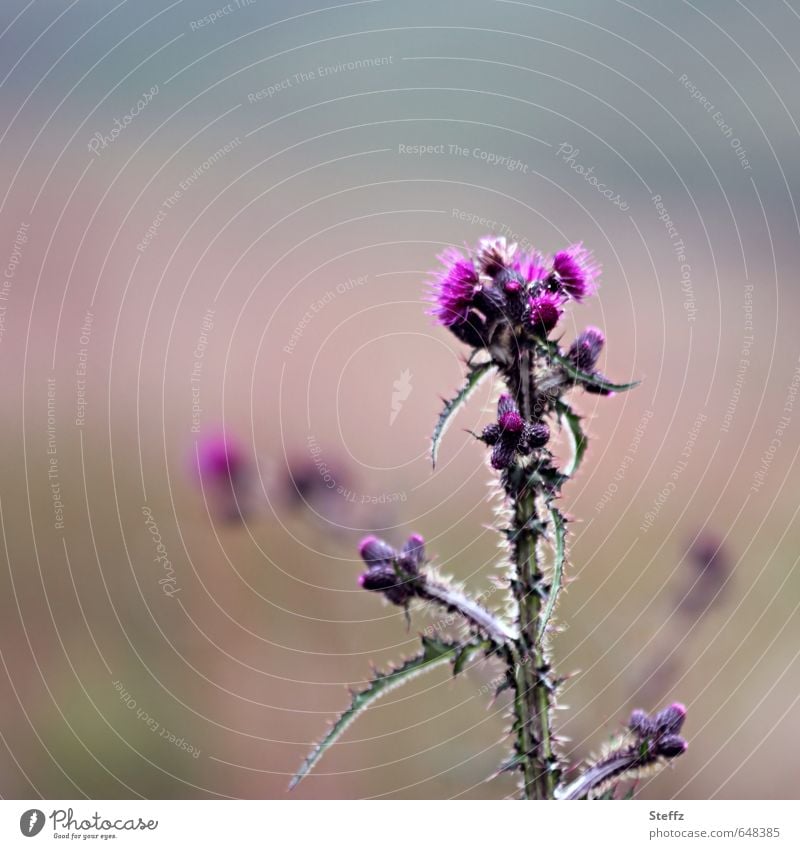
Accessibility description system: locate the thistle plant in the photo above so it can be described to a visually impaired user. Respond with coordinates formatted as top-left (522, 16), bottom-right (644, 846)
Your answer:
top-left (291, 236), bottom-right (687, 799)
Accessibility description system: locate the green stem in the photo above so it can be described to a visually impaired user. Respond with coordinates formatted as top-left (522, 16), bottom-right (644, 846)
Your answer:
top-left (510, 348), bottom-right (558, 799)
top-left (513, 491), bottom-right (557, 799)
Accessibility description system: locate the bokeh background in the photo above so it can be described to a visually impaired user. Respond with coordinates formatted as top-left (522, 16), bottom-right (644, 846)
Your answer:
top-left (0, 0), bottom-right (798, 800)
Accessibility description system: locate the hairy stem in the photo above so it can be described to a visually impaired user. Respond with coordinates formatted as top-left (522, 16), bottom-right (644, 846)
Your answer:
top-left (418, 577), bottom-right (518, 645)
top-left (513, 491), bottom-right (557, 799)
top-left (510, 349), bottom-right (558, 799)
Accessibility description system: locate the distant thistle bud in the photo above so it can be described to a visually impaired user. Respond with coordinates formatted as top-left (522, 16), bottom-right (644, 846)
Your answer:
top-left (359, 535), bottom-right (396, 566)
top-left (628, 708), bottom-right (652, 736)
top-left (569, 327), bottom-right (605, 372)
top-left (655, 734), bottom-right (688, 759)
top-left (653, 702), bottom-right (687, 736)
top-left (400, 533), bottom-right (426, 572)
top-left (358, 566), bottom-right (397, 592)
top-left (551, 243), bottom-right (599, 301)
top-left (358, 534), bottom-right (424, 606)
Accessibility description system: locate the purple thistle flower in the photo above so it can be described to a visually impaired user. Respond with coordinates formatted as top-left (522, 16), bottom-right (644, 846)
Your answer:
top-left (527, 292), bottom-right (564, 335)
top-left (481, 394), bottom-right (550, 469)
top-left (552, 243), bottom-right (600, 301)
top-left (477, 236), bottom-right (516, 276)
top-left (512, 250), bottom-right (549, 285)
top-left (568, 326), bottom-right (605, 372)
top-left (428, 248), bottom-right (480, 327)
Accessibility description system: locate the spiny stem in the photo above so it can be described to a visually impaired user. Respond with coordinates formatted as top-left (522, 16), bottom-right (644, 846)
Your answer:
top-left (510, 349), bottom-right (558, 800)
top-left (513, 490), bottom-right (557, 799)
top-left (418, 577), bottom-right (518, 645)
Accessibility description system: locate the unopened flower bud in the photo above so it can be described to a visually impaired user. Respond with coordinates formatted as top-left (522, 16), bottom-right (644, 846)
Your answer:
top-left (480, 423), bottom-right (502, 445)
top-left (359, 566), bottom-right (398, 592)
top-left (400, 533), bottom-right (426, 571)
top-left (521, 421), bottom-right (550, 450)
top-left (655, 734), bottom-right (688, 759)
top-left (569, 327), bottom-right (605, 372)
top-left (359, 535), bottom-right (396, 566)
top-left (628, 708), bottom-right (652, 737)
top-left (653, 702), bottom-right (687, 736)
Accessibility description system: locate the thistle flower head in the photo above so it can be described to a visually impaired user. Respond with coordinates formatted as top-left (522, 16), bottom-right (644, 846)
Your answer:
top-left (357, 533), bottom-right (425, 606)
top-left (512, 250), bottom-right (549, 285)
top-left (526, 291), bottom-right (564, 335)
top-left (481, 394), bottom-right (550, 469)
top-left (477, 236), bottom-right (516, 276)
top-left (560, 703), bottom-right (688, 799)
top-left (627, 702), bottom-right (688, 762)
top-left (428, 247), bottom-right (480, 326)
top-left (551, 243), bottom-right (600, 301)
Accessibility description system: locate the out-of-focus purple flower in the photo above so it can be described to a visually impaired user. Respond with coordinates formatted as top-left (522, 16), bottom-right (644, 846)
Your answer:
top-left (568, 327), bottom-right (605, 372)
top-left (428, 247), bottom-right (480, 326)
top-left (196, 433), bottom-right (245, 482)
top-left (677, 532), bottom-right (730, 617)
top-left (551, 243), bottom-right (600, 301)
top-left (192, 431), bottom-right (250, 522)
top-left (527, 292), bottom-right (564, 335)
top-left (481, 394), bottom-right (550, 469)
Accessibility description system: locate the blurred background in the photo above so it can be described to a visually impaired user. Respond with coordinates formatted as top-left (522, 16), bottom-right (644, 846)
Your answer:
top-left (0, 0), bottom-right (798, 800)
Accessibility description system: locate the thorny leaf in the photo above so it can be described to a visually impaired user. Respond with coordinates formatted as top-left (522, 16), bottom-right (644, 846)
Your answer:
top-left (555, 399), bottom-right (588, 477)
top-left (431, 360), bottom-right (495, 468)
top-left (537, 506), bottom-right (566, 642)
top-left (290, 636), bottom-right (486, 789)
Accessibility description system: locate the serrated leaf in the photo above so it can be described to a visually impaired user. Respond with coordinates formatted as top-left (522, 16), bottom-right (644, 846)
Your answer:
top-left (290, 636), bottom-right (472, 789)
top-left (539, 342), bottom-right (639, 393)
top-left (537, 506), bottom-right (566, 642)
top-left (555, 400), bottom-right (587, 477)
top-left (431, 360), bottom-right (495, 468)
